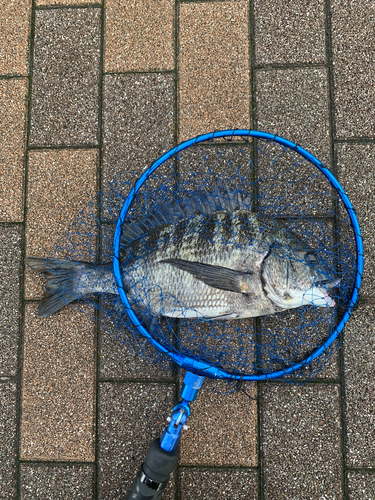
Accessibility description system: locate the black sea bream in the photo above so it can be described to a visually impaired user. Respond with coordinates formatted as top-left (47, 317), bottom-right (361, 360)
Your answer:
top-left (27, 200), bottom-right (339, 320)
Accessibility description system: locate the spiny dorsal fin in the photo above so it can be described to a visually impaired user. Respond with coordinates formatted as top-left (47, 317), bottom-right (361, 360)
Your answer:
top-left (161, 258), bottom-right (254, 296)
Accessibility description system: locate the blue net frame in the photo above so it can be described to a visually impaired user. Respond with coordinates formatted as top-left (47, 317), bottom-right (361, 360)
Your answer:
top-left (43, 130), bottom-right (362, 384)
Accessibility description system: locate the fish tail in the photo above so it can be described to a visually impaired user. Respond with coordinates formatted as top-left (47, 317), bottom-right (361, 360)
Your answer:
top-left (26, 257), bottom-right (91, 317)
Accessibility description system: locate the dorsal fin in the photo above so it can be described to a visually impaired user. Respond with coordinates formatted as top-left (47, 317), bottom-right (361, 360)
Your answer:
top-left (120, 187), bottom-right (252, 246)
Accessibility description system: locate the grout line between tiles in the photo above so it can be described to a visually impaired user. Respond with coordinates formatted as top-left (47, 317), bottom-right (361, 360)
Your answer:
top-left (28, 144), bottom-right (100, 151)
top-left (324, 1), bottom-right (349, 498)
top-left (0, 74), bottom-right (30, 80)
top-left (16, 0), bottom-right (37, 498)
top-left (254, 63), bottom-right (328, 71)
top-left (104, 69), bottom-right (175, 76)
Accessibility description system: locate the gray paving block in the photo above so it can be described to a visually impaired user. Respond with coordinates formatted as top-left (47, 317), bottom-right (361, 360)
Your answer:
top-left (335, 143), bottom-right (374, 298)
top-left (98, 382), bottom-right (175, 499)
top-left (253, 0), bottom-right (326, 65)
top-left (261, 383), bottom-right (342, 499)
top-left (331, 0), bottom-right (375, 138)
top-left (102, 73), bottom-right (175, 184)
top-left (20, 464), bottom-right (94, 499)
top-left (99, 327), bottom-right (173, 381)
top-left (255, 68), bottom-right (331, 166)
top-left (179, 467), bottom-right (258, 500)
top-left (0, 382), bottom-right (17, 500)
top-left (29, 9), bottom-right (101, 147)
top-left (347, 471), bottom-right (375, 500)
top-left (0, 226), bottom-right (22, 376)
top-left (342, 304), bottom-right (375, 467)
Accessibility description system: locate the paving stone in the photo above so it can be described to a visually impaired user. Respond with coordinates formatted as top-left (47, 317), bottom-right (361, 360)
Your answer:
top-left (331, 0), bottom-right (375, 138)
top-left (0, 382), bottom-right (17, 500)
top-left (104, 0), bottom-right (174, 73)
top-left (98, 382), bottom-right (175, 499)
top-left (25, 149), bottom-right (98, 299)
top-left (180, 381), bottom-right (257, 467)
top-left (335, 143), bottom-right (374, 299)
top-left (179, 467), bottom-right (258, 500)
top-left (36, 0), bottom-right (96, 4)
top-left (0, 0), bottom-right (31, 75)
top-left (29, 9), bottom-right (101, 147)
top-left (0, 226), bottom-right (22, 377)
top-left (99, 327), bottom-right (173, 381)
top-left (0, 78), bottom-right (28, 222)
top-left (253, 0), bottom-right (326, 65)
top-left (261, 383), bottom-right (342, 499)
top-left (20, 464), bottom-right (94, 499)
top-left (102, 73), bottom-right (175, 183)
top-left (20, 303), bottom-right (96, 461)
top-left (178, 1), bottom-right (251, 141)
top-left (255, 68), bottom-right (331, 166)
top-left (347, 471), bottom-right (375, 500)
top-left (342, 304), bottom-right (375, 467)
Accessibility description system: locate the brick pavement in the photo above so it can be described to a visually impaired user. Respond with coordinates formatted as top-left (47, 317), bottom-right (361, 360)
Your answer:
top-left (0, 1), bottom-right (374, 498)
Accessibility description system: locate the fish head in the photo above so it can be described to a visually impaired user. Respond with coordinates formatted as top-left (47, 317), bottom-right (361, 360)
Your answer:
top-left (262, 241), bottom-right (340, 310)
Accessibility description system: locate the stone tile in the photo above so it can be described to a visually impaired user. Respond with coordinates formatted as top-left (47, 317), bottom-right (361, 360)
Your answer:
top-left (261, 384), bottom-right (342, 499)
top-left (0, 78), bottom-right (28, 221)
top-left (335, 143), bottom-right (374, 298)
top-left (104, 0), bottom-right (174, 73)
top-left (0, 226), bottom-right (22, 377)
top-left (102, 73), bottom-right (175, 183)
top-left (29, 9), bottom-right (101, 147)
top-left (180, 382), bottom-right (257, 467)
top-left (98, 382), bottom-right (175, 499)
top-left (99, 327), bottom-right (173, 381)
top-left (25, 149), bottom-right (98, 299)
top-left (342, 305), bottom-right (375, 467)
top-left (36, 0), bottom-right (96, 4)
top-left (20, 303), bottom-right (96, 461)
top-left (331, 0), bottom-right (375, 138)
top-left (253, 0), bottom-right (326, 65)
top-left (347, 471), bottom-right (375, 500)
top-left (178, 1), bottom-right (250, 141)
top-left (179, 468), bottom-right (258, 500)
top-left (0, 0), bottom-right (31, 75)
top-left (255, 68), bottom-right (331, 166)
top-left (0, 382), bottom-right (17, 500)
top-left (20, 464), bottom-right (94, 499)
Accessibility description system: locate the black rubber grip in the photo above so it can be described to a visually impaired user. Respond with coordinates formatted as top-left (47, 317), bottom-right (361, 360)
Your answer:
top-left (125, 439), bottom-right (179, 500)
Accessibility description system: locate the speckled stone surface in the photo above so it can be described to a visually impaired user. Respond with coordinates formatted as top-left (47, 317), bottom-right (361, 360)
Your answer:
top-left (178, 1), bottom-right (251, 141)
top-left (255, 68), bottom-right (331, 165)
top-left (347, 471), bottom-right (375, 500)
top-left (0, 226), bottom-right (21, 377)
top-left (335, 143), bottom-right (374, 298)
top-left (342, 305), bottom-right (375, 467)
top-left (253, 0), bottom-right (326, 65)
top-left (25, 149), bottom-right (98, 299)
top-left (21, 303), bottom-right (96, 461)
top-left (0, 0), bottom-right (31, 75)
top-left (261, 384), bottom-right (342, 499)
top-left (179, 468), bottom-right (258, 500)
top-left (29, 9), bottom-right (101, 147)
top-left (20, 464), bottom-right (94, 499)
top-left (98, 382), bottom-right (175, 499)
top-left (0, 78), bottom-right (28, 222)
top-left (180, 382), bottom-right (257, 466)
top-left (36, 0), bottom-right (96, 4)
top-left (0, 382), bottom-right (17, 499)
top-left (331, 0), bottom-right (375, 138)
top-left (104, 0), bottom-right (174, 73)
top-left (102, 73), bottom-right (175, 183)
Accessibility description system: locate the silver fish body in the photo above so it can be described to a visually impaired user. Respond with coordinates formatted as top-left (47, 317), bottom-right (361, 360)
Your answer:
top-left (27, 208), bottom-right (337, 319)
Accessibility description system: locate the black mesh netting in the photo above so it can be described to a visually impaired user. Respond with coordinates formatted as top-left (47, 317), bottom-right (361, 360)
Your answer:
top-left (32, 134), bottom-right (359, 383)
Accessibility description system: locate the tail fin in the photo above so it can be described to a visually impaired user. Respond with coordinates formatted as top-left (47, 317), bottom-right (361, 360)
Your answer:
top-left (26, 257), bottom-right (87, 317)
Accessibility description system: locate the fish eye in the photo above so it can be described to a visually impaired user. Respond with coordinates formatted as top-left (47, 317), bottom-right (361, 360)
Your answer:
top-left (305, 251), bottom-right (318, 266)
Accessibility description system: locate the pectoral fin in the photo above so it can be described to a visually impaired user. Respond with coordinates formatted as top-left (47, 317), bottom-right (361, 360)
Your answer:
top-left (161, 259), bottom-right (253, 295)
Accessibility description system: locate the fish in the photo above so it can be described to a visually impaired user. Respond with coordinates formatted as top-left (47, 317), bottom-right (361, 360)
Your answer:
top-left (26, 192), bottom-right (339, 320)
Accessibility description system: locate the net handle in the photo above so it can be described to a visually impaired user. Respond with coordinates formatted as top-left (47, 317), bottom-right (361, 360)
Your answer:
top-left (112, 129), bottom-right (363, 380)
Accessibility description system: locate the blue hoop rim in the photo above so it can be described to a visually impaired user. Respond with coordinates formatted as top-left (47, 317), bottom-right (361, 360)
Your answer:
top-left (113, 129), bottom-right (363, 380)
